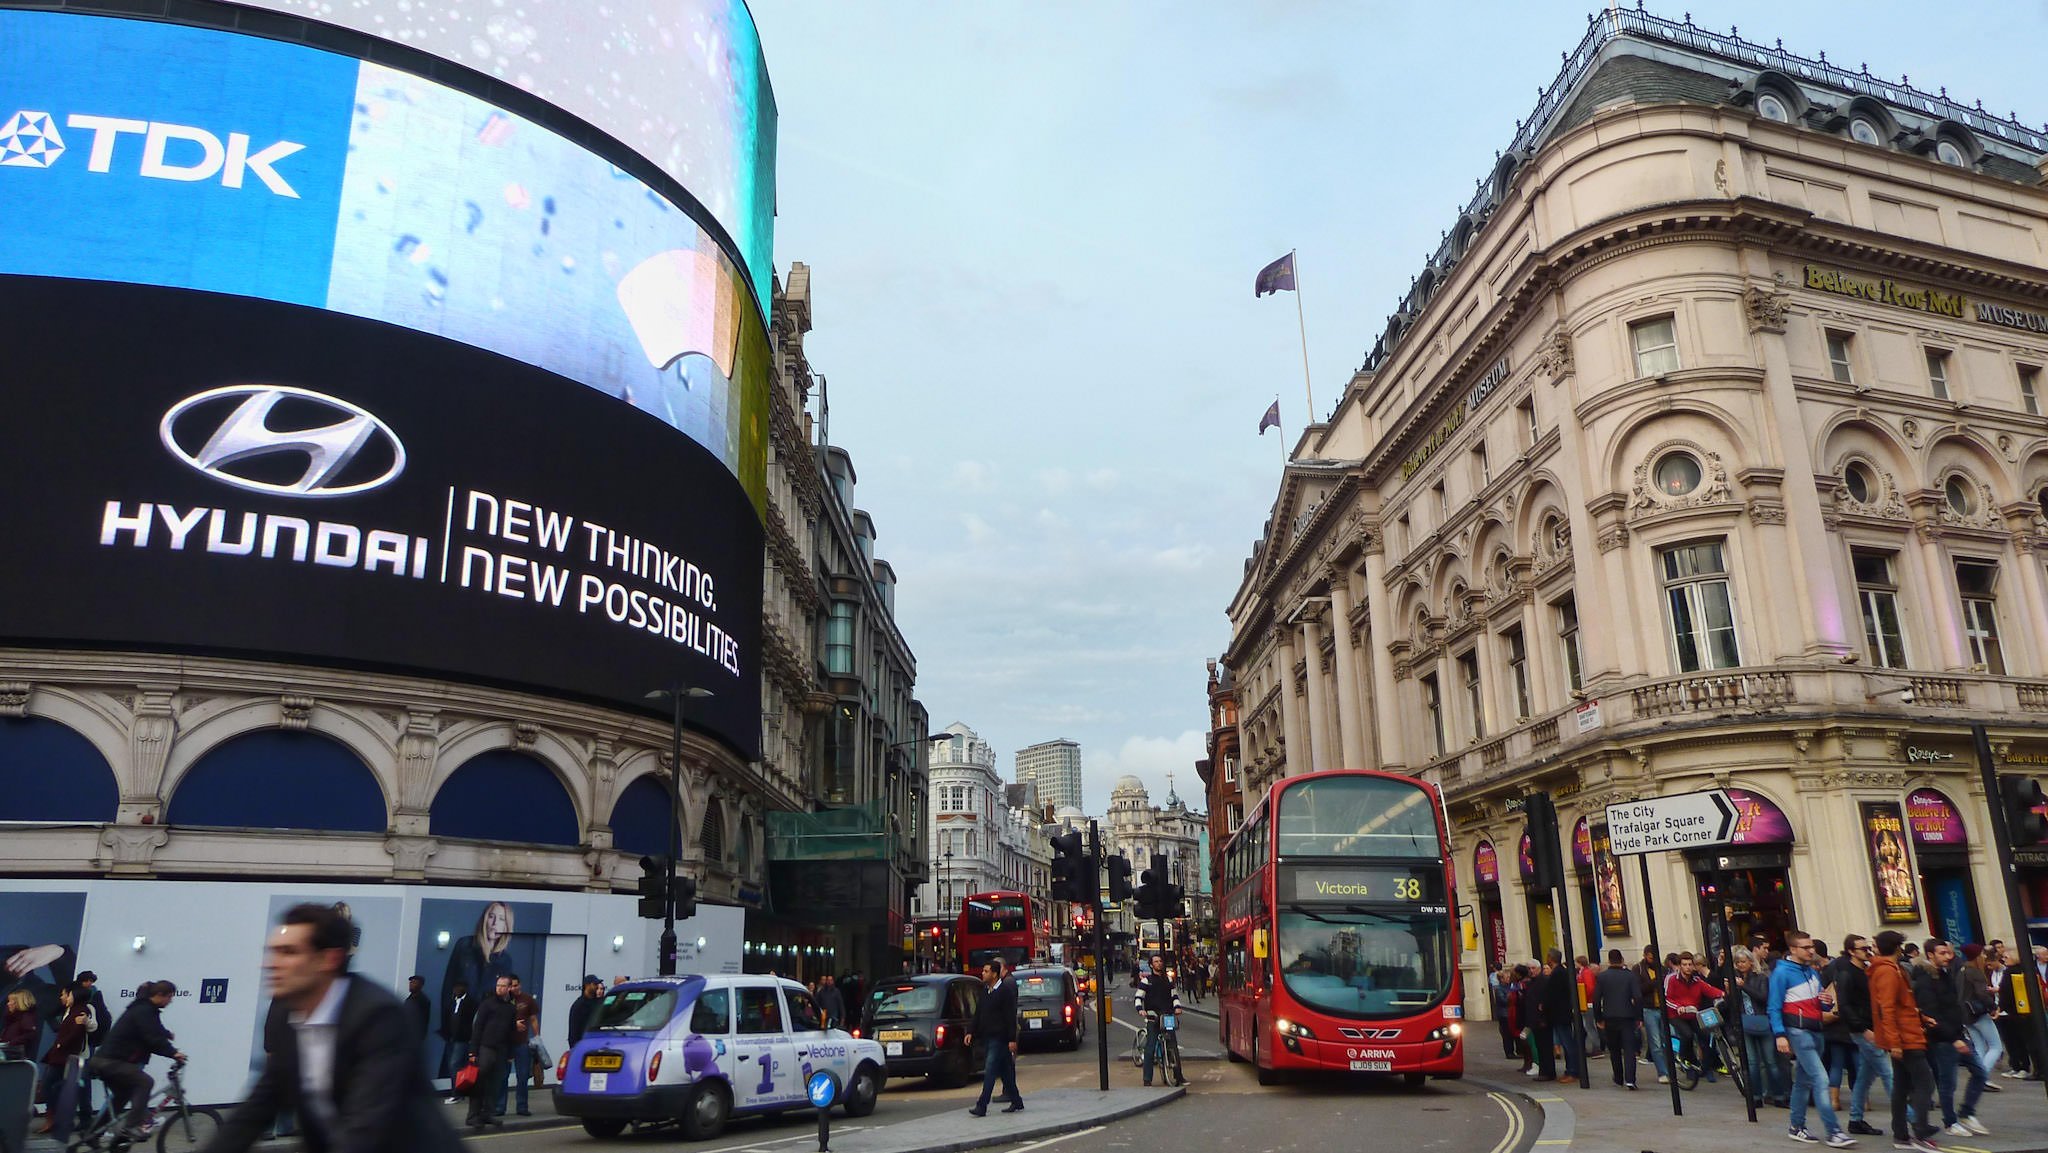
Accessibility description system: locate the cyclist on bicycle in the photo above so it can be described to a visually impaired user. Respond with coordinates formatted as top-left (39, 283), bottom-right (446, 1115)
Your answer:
top-left (1663, 952), bottom-right (1725, 1083)
top-left (90, 980), bottom-right (186, 1142)
top-left (1133, 954), bottom-right (1183, 1088)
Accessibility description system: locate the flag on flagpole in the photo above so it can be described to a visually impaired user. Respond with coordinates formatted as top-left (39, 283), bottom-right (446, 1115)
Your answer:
top-left (1254, 252), bottom-right (1296, 297)
top-left (1258, 400), bottom-right (1281, 435)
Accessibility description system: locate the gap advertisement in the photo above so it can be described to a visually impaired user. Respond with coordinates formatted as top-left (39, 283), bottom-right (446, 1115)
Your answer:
top-left (0, 9), bottom-right (767, 507)
top-left (0, 277), bottom-right (762, 756)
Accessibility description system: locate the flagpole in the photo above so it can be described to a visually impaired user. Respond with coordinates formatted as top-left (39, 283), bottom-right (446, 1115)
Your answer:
top-left (1275, 395), bottom-right (1285, 463)
top-left (1291, 249), bottom-right (1315, 421)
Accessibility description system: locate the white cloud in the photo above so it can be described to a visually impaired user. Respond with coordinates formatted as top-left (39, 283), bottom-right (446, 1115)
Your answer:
top-left (1085, 730), bottom-right (1209, 813)
top-left (951, 460), bottom-right (997, 491)
top-left (961, 512), bottom-right (998, 544)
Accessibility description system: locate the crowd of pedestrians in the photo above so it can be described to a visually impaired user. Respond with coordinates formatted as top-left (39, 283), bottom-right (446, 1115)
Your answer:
top-left (0, 967), bottom-right (159, 1140)
top-left (1487, 934), bottom-right (2046, 1151)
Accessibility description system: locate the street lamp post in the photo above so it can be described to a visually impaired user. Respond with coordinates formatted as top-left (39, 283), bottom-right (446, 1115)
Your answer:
top-left (646, 686), bottom-right (713, 977)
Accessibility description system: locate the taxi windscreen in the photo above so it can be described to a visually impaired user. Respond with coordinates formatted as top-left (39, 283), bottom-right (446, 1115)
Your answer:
top-left (589, 987), bottom-right (678, 1032)
top-left (1015, 974), bottom-right (1065, 1002)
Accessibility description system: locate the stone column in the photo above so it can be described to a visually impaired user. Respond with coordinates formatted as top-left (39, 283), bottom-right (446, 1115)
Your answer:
top-left (1328, 584), bottom-right (1368, 769)
top-left (1301, 616), bottom-right (1332, 774)
top-left (1276, 635), bottom-right (1307, 778)
top-left (1363, 546), bottom-right (1406, 770)
top-left (1908, 504), bottom-right (1969, 669)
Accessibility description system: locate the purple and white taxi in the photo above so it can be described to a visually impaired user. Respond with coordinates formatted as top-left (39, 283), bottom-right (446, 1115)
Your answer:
top-left (552, 974), bottom-right (887, 1140)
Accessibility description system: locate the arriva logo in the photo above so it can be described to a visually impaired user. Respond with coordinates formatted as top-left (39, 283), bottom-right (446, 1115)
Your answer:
top-left (0, 110), bottom-right (304, 197)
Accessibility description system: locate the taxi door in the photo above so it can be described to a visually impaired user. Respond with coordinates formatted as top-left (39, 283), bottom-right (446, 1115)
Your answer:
top-left (732, 984), bottom-right (798, 1111)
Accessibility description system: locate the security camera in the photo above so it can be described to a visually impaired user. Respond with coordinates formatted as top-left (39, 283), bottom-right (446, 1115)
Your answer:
top-left (1838, 652), bottom-right (1860, 665)
top-left (1897, 685), bottom-right (1915, 706)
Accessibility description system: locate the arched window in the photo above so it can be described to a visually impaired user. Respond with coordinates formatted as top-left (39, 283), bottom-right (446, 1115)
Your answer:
top-left (608, 776), bottom-right (673, 859)
top-left (0, 717), bottom-right (118, 822)
top-left (701, 797), bottom-right (727, 864)
top-left (429, 750), bottom-right (578, 846)
top-left (168, 730), bottom-right (384, 832)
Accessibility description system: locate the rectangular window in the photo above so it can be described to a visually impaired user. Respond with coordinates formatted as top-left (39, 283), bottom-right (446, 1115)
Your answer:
top-left (1504, 626), bottom-right (1532, 719)
top-left (1926, 349), bottom-right (1951, 400)
top-left (1223, 757), bottom-right (1236, 782)
top-left (1661, 540), bottom-right (1741, 671)
top-left (1555, 595), bottom-right (1585, 693)
top-left (1519, 397), bottom-right (1539, 447)
top-left (1826, 330), bottom-right (1856, 385)
top-left (825, 601), bottom-right (855, 676)
top-left (1956, 560), bottom-right (2006, 674)
top-left (1434, 481), bottom-right (1449, 521)
top-left (1630, 316), bottom-right (1680, 376)
top-left (1852, 550), bottom-right (1909, 669)
top-left (1473, 443), bottom-right (1491, 487)
top-left (1396, 515), bottom-right (1410, 555)
top-left (1457, 651), bottom-right (1485, 740)
top-left (1420, 673), bottom-right (1445, 756)
top-left (2022, 365), bottom-right (2041, 416)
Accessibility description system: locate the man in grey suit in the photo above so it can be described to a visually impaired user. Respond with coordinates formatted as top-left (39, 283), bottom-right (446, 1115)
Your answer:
top-left (203, 904), bottom-right (460, 1153)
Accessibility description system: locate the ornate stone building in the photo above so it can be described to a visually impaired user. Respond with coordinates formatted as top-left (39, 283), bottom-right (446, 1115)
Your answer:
top-left (916, 723), bottom-right (1053, 961)
top-left (1225, 9), bottom-right (2048, 998)
top-left (1197, 657), bottom-right (1245, 901)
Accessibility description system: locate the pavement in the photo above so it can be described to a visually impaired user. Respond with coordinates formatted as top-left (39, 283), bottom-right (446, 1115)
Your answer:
top-left (1467, 1053), bottom-right (2048, 1153)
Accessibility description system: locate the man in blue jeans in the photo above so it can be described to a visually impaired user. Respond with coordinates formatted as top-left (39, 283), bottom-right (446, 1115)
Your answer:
top-left (1770, 930), bottom-right (1854, 1147)
top-left (963, 958), bottom-right (1022, 1116)
top-left (1636, 947), bottom-right (1671, 1083)
top-left (1835, 935), bottom-right (1892, 1136)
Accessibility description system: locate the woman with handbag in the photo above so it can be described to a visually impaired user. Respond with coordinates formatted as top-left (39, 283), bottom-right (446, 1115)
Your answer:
top-left (1735, 947), bottom-right (1785, 1108)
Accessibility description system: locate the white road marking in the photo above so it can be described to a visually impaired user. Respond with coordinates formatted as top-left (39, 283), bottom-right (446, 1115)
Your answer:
top-left (1005, 1126), bottom-right (1107, 1153)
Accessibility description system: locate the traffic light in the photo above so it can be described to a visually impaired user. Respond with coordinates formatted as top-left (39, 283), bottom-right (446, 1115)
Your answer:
top-left (1523, 792), bottom-right (1564, 891)
top-left (1134, 853), bottom-right (1168, 920)
top-left (2003, 775), bottom-right (2048, 846)
top-left (1106, 855), bottom-right (1134, 902)
top-left (636, 855), bottom-right (671, 920)
top-left (674, 873), bottom-right (699, 921)
top-left (1050, 829), bottom-right (1089, 902)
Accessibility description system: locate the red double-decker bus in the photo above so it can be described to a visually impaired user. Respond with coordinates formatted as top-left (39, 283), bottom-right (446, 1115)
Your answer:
top-left (956, 890), bottom-right (1034, 971)
top-left (1217, 769), bottom-right (1463, 1085)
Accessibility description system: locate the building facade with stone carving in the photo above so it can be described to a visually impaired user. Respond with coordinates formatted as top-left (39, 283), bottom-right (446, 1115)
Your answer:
top-left (914, 722), bottom-right (1053, 968)
top-left (1225, 9), bottom-right (2048, 1003)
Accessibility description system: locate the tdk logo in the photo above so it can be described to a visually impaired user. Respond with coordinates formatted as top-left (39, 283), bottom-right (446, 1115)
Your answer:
top-left (0, 109), bottom-right (304, 197)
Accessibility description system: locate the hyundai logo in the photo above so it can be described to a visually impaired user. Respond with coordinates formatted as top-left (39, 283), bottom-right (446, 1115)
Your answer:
top-left (159, 386), bottom-right (405, 498)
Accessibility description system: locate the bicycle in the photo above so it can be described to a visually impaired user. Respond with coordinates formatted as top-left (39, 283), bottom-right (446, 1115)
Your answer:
top-left (1667, 1009), bottom-right (1748, 1101)
top-left (1139, 1012), bottom-right (1186, 1087)
top-left (68, 1058), bottom-right (223, 1153)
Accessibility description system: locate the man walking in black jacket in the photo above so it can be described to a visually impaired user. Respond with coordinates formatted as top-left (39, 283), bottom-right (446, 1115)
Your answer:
top-left (567, 976), bottom-right (605, 1047)
top-left (203, 904), bottom-right (460, 1153)
top-left (466, 976), bottom-right (518, 1131)
top-left (1593, 949), bottom-right (1643, 1088)
top-left (963, 958), bottom-right (1021, 1117)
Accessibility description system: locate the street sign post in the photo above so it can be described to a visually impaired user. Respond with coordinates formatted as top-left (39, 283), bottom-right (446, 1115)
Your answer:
top-left (1604, 788), bottom-right (1743, 1123)
top-left (1604, 790), bottom-right (1738, 856)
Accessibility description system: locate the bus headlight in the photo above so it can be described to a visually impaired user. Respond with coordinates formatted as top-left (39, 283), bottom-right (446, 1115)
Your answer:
top-left (1275, 1018), bottom-right (1314, 1039)
top-left (1426, 1024), bottom-right (1463, 1041)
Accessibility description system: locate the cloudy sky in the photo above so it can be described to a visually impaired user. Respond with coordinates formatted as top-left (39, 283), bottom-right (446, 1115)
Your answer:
top-left (748, 1), bottom-right (2045, 815)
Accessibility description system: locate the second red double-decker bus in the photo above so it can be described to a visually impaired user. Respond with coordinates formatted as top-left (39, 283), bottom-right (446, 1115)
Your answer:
top-left (956, 890), bottom-right (1034, 971)
top-left (1217, 769), bottom-right (1463, 1085)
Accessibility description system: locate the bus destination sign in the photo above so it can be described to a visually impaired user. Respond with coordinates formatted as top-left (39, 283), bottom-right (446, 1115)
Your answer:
top-left (1278, 865), bottom-right (1444, 906)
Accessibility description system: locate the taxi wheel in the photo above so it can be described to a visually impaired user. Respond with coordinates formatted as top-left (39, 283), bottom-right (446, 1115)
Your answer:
top-left (680, 1082), bottom-right (730, 1141)
top-left (580, 1119), bottom-right (627, 1139)
top-left (841, 1063), bottom-right (882, 1117)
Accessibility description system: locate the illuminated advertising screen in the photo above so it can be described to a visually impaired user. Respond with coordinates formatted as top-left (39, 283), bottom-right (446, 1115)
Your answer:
top-left (0, 9), bottom-right (767, 506)
top-left (232, 0), bottom-right (777, 304)
top-left (0, 276), bottom-right (763, 756)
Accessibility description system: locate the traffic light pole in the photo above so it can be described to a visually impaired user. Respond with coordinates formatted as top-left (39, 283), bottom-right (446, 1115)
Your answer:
top-left (1972, 722), bottom-right (2048, 1100)
top-left (661, 689), bottom-right (683, 977)
top-left (1091, 821), bottom-right (1110, 1092)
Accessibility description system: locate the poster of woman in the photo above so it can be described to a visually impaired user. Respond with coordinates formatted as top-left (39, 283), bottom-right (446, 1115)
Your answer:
top-left (415, 898), bottom-right (552, 1080)
top-left (1858, 801), bottom-right (1921, 923)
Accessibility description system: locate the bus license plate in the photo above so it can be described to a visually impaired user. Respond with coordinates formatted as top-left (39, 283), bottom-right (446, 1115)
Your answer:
top-left (583, 1053), bottom-right (623, 1072)
top-left (1350, 1060), bottom-right (1392, 1072)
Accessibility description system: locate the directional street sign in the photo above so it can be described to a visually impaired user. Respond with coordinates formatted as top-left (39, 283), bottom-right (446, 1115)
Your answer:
top-left (1605, 789), bottom-right (1738, 856)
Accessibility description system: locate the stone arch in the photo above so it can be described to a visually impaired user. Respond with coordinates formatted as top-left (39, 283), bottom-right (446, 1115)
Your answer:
top-left (0, 715), bottom-right (119, 822)
top-left (607, 774), bottom-right (674, 860)
top-left (1813, 413), bottom-right (1915, 478)
top-left (16, 687), bottom-right (128, 790)
top-left (166, 728), bottom-right (386, 832)
top-left (429, 748), bottom-right (580, 847)
top-left (429, 720), bottom-right (587, 832)
top-left (2017, 447), bottom-right (2048, 508)
top-left (1600, 399), bottom-right (1752, 497)
top-left (161, 696), bottom-right (396, 816)
top-left (1922, 430), bottom-right (2016, 502)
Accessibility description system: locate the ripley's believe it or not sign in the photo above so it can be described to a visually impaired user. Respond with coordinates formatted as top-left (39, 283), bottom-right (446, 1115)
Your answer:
top-left (0, 6), bottom-right (773, 756)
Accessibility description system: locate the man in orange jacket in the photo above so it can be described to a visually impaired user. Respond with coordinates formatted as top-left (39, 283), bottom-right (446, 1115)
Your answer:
top-left (1868, 931), bottom-right (1937, 1152)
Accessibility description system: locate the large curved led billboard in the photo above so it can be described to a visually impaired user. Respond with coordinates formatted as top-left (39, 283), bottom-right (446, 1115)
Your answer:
top-left (0, 277), bottom-right (763, 757)
top-left (233, 0), bottom-right (778, 306)
top-left (0, 9), bottom-right (767, 506)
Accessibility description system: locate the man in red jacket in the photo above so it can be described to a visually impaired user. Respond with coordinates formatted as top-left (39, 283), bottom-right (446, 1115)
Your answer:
top-left (1663, 952), bottom-right (1724, 1081)
top-left (1868, 931), bottom-right (1937, 1152)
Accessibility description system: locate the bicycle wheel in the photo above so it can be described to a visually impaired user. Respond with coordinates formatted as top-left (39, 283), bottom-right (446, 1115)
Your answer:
top-left (156, 1106), bottom-right (222, 1153)
top-left (1167, 1034), bottom-right (1185, 1085)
